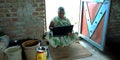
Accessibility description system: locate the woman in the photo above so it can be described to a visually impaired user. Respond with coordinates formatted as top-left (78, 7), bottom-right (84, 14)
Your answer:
top-left (45, 7), bottom-right (78, 47)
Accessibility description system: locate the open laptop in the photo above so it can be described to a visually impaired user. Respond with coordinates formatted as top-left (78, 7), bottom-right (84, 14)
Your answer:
top-left (52, 25), bottom-right (74, 37)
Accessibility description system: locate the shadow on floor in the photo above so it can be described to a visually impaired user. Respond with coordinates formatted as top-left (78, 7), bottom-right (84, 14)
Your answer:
top-left (104, 38), bottom-right (120, 60)
top-left (79, 38), bottom-right (120, 60)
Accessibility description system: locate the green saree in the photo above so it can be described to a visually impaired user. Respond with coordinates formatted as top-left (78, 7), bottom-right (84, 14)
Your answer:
top-left (45, 16), bottom-right (78, 47)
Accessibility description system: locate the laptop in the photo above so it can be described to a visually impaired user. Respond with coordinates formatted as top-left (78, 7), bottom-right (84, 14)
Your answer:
top-left (52, 25), bottom-right (74, 37)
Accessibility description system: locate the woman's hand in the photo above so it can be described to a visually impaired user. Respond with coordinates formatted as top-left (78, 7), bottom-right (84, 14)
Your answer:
top-left (49, 21), bottom-right (54, 30)
top-left (49, 27), bottom-right (53, 30)
top-left (68, 32), bottom-right (74, 36)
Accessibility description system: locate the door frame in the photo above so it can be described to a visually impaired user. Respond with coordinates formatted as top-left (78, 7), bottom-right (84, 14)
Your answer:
top-left (78, 0), bottom-right (111, 51)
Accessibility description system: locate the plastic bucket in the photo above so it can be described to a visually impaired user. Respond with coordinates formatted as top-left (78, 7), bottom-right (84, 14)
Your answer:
top-left (22, 40), bottom-right (40, 60)
top-left (0, 35), bottom-right (9, 47)
top-left (4, 46), bottom-right (22, 60)
top-left (0, 42), bottom-right (6, 60)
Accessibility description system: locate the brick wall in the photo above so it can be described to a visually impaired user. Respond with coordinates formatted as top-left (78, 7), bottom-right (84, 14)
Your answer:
top-left (107, 0), bottom-right (120, 40)
top-left (0, 0), bottom-right (46, 40)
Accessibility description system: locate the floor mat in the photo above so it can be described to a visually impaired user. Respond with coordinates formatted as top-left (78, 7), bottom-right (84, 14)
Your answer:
top-left (49, 42), bottom-right (92, 60)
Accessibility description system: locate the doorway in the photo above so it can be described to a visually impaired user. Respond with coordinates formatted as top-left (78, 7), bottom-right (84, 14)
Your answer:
top-left (45, 0), bottom-right (80, 32)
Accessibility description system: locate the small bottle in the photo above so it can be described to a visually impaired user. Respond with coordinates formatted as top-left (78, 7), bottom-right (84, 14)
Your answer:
top-left (37, 47), bottom-right (46, 60)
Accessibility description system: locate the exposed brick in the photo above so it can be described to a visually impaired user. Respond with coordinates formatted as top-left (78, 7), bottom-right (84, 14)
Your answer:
top-left (1, 18), bottom-right (11, 22)
top-left (39, 16), bottom-right (45, 19)
top-left (6, 13), bottom-right (11, 17)
top-left (36, 0), bottom-right (41, 2)
top-left (40, 12), bottom-right (44, 15)
top-left (31, 0), bottom-right (36, 2)
top-left (12, 12), bottom-right (17, 16)
top-left (14, 22), bottom-right (25, 26)
top-left (42, 14), bottom-right (45, 16)
top-left (5, 3), bottom-right (18, 8)
top-left (5, 3), bottom-right (11, 8)
top-left (36, 8), bottom-right (41, 11)
top-left (38, 7), bottom-right (45, 11)
top-left (4, 26), bottom-right (17, 31)
top-left (6, 0), bottom-right (17, 3)
top-left (0, 0), bottom-right (45, 40)
top-left (0, 9), bottom-right (2, 11)
top-left (19, 0), bottom-right (25, 2)
top-left (0, 4), bottom-right (4, 8)
top-left (40, 3), bottom-right (45, 7)
top-left (32, 3), bottom-right (38, 7)
top-left (8, 33), bottom-right (16, 39)
top-left (32, 12), bottom-right (39, 16)
top-left (2, 8), bottom-right (9, 13)
top-left (107, 0), bottom-right (120, 40)
top-left (0, 13), bottom-right (4, 17)
top-left (11, 8), bottom-right (17, 12)
top-left (0, 0), bottom-right (4, 3)
top-left (40, 0), bottom-right (45, 3)
top-left (12, 18), bottom-right (18, 22)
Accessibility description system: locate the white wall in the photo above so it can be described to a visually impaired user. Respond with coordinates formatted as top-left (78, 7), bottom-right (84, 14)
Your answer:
top-left (45, 0), bottom-right (80, 32)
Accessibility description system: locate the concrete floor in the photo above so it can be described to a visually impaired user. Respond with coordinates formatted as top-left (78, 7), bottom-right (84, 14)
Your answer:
top-left (77, 40), bottom-right (110, 60)
top-left (47, 39), bottom-right (120, 60)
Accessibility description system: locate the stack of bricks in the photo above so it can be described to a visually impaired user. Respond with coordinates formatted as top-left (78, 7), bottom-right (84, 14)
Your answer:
top-left (0, 0), bottom-right (46, 40)
top-left (107, 0), bottom-right (120, 40)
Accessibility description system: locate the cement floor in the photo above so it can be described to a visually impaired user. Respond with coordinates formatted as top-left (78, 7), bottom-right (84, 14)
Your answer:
top-left (77, 40), bottom-right (110, 60)
top-left (47, 39), bottom-right (120, 60)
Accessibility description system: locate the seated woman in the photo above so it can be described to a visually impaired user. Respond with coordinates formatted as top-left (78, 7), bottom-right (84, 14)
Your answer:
top-left (45, 7), bottom-right (78, 47)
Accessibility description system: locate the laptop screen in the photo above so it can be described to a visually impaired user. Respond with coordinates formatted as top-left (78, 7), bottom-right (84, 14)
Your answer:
top-left (52, 25), bottom-right (74, 37)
